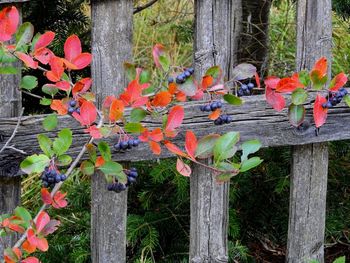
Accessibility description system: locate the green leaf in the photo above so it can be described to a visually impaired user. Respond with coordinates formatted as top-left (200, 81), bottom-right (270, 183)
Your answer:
top-left (291, 88), bottom-right (308, 105)
top-left (130, 108), bottom-right (147, 122)
top-left (124, 62), bottom-right (136, 81)
top-left (0, 47), bottom-right (17, 63)
top-left (140, 70), bottom-right (151, 84)
top-left (333, 256), bottom-right (345, 263)
top-left (4, 248), bottom-right (19, 261)
top-left (213, 132), bottom-right (240, 163)
top-left (216, 162), bottom-right (237, 182)
top-left (20, 75), bottom-right (38, 90)
top-left (299, 70), bottom-right (311, 87)
top-left (159, 55), bottom-right (170, 72)
top-left (15, 22), bottom-right (34, 49)
top-left (124, 123), bottom-right (144, 134)
top-left (241, 139), bottom-right (262, 162)
top-left (288, 104), bottom-right (305, 127)
top-left (344, 94), bottom-right (350, 107)
top-left (195, 134), bottom-right (220, 159)
top-left (205, 66), bottom-right (221, 79)
top-left (81, 92), bottom-right (96, 102)
top-left (20, 154), bottom-right (50, 174)
top-left (0, 66), bottom-right (19, 74)
top-left (86, 144), bottom-right (97, 162)
top-left (310, 71), bottom-right (327, 90)
top-left (98, 161), bottom-right (126, 183)
top-left (98, 141), bottom-right (111, 161)
top-left (37, 134), bottom-right (53, 157)
top-left (56, 154), bottom-right (72, 166)
top-left (43, 114), bottom-right (58, 131)
top-left (42, 84), bottom-right (58, 96)
top-left (30, 32), bottom-right (41, 52)
top-left (14, 207), bottom-right (31, 228)
top-left (40, 97), bottom-right (52, 106)
top-left (53, 128), bottom-right (72, 156)
top-left (80, 160), bottom-right (95, 176)
top-left (240, 157), bottom-right (263, 172)
top-left (223, 94), bottom-right (243, 106)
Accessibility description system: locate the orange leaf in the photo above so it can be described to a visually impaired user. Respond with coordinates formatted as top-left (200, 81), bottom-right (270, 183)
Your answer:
top-left (149, 141), bottom-right (161, 155)
top-left (329, 72), bottom-right (348, 91)
top-left (149, 128), bottom-right (163, 142)
top-left (152, 91), bottom-right (172, 107)
top-left (176, 91), bottom-right (186, 102)
top-left (50, 99), bottom-right (68, 115)
top-left (208, 109), bottom-right (221, 120)
top-left (163, 141), bottom-right (187, 157)
top-left (185, 131), bottom-right (197, 160)
top-left (41, 188), bottom-right (53, 205)
top-left (311, 57), bottom-right (327, 78)
top-left (202, 75), bottom-right (213, 90)
top-left (176, 158), bottom-right (191, 177)
top-left (23, 239), bottom-right (37, 254)
top-left (109, 99), bottom-right (124, 122)
top-left (313, 95), bottom-right (328, 128)
top-left (95, 156), bottom-right (105, 167)
top-left (46, 56), bottom-right (64, 82)
top-left (276, 76), bottom-right (304, 93)
top-left (168, 82), bottom-right (177, 94)
top-left (16, 52), bottom-right (38, 69)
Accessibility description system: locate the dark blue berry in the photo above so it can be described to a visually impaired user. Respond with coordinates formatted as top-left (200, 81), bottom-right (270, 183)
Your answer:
top-left (221, 115), bottom-right (229, 123)
top-left (55, 174), bottom-right (61, 183)
top-left (210, 102), bottom-right (218, 111)
top-left (120, 141), bottom-right (129, 150)
top-left (204, 105), bottom-right (211, 112)
top-left (61, 174), bottom-right (67, 181)
top-left (331, 98), bottom-right (337, 106)
top-left (237, 89), bottom-right (244, 97)
top-left (76, 108), bottom-right (81, 114)
top-left (168, 77), bottom-right (174, 83)
top-left (176, 76), bottom-right (184, 84)
top-left (241, 84), bottom-right (248, 90)
top-left (187, 68), bottom-right (194, 74)
top-left (43, 181), bottom-right (49, 187)
top-left (130, 167), bottom-right (137, 172)
top-left (214, 117), bottom-right (223, 125)
top-left (68, 107), bottom-right (75, 114)
top-left (179, 73), bottom-right (186, 79)
top-left (132, 139), bottom-right (140, 147)
top-left (107, 184), bottom-right (113, 191)
top-left (216, 101), bottom-right (222, 108)
top-left (117, 183), bottom-right (127, 191)
top-left (128, 140), bottom-right (134, 148)
top-left (69, 100), bottom-right (76, 107)
top-left (322, 103), bottom-right (328, 109)
top-left (114, 143), bottom-right (121, 151)
top-left (48, 177), bottom-right (55, 183)
top-left (227, 116), bottom-right (232, 123)
top-left (129, 171), bottom-right (138, 178)
top-left (128, 176), bottom-right (137, 184)
top-left (184, 71), bottom-right (191, 77)
top-left (199, 105), bottom-right (205, 111)
top-left (247, 83), bottom-right (254, 89)
top-left (326, 101), bottom-right (333, 108)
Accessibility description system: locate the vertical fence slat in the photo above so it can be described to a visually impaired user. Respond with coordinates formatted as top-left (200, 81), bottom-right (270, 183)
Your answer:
top-left (0, 1), bottom-right (24, 257)
top-left (190, 1), bottom-right (240, 262)
top-left (287, 1), bottom-right (332, 262)
top-left (91, 0), bottom-right (133, 262)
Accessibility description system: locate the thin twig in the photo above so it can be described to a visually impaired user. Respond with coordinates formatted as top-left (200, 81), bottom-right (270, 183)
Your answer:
top-left (6, 145), bottom-right (27, 155)
top-left (11, 114), bottom-right (104, 251)
top-left (133, 0), bottom-right (159, 14)
top-left (0, 108), bottom-right (24, 155)
top-left (20, 90), bottom-right (43, 100)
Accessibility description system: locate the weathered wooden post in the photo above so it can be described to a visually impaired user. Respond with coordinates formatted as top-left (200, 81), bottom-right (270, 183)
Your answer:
top-left (0, 0), bottom-right (27, 257)
top-left (287, 0), bottom-right (332, 262)
top-left (190, 1), bottom-right (241, 262)
top-left (90, 0), bottom-right (133, 262)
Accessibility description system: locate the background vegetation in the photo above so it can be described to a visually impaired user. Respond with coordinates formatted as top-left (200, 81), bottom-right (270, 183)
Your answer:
top-left (19, 0), bottom-right (350, 262)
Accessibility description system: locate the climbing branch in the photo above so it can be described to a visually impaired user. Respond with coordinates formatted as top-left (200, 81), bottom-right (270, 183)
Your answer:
top-left (133, 0), bottom-right (159, 14)
top-left (0, 108), bottom-right (24, 155)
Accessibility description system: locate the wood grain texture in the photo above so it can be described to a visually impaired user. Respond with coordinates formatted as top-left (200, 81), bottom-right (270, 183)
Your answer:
top-left (0, 0), bottom-right (28, 3)
top-left (0, 2), bottom-right (22, 259)
top-left (287, 0), bottom-right (332, 262)
top-left (190, 1), bottom-right (239, 262)
top-left (90, 0), bottom-right (133, 262)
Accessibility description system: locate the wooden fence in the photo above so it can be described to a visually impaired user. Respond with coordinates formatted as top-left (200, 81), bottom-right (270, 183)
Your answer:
top-left (0, 0), bottom-right (340, 262)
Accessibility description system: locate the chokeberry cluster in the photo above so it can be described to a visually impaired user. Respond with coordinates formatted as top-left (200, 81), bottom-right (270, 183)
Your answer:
top-left (107, 168), bottom-right (138, 193)
top-left (41, 167), bottom-right (67, 188)
top-left (168, 68), bottom-right (194, 84)
top-left (214, 114), bottom-right (232, 125)
top-left (68, 100), bottom-right (80, 114)
top-left (322, 88), bottom-right (348, 109)
top-left (199, 101), bottom-right (223, 112)
top-left (114, 139), bottom-right (140, 151)
top-left (237, 82), bottom-right (255, 97)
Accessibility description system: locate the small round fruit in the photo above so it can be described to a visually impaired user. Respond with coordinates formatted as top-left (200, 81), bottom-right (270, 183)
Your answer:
top-left (176, 76), bottom-right (184, 84)
top-left (76, 108), bottom-right (81, 114)
top-left (42, 181), bottom-right (49, 187)
top-left (114, 143), bottom-right (121, 151)
top-left (68, 107), bottom-right (75, 114)
top-left (184, 71), bottom-right (191, 77)
top-left (237, 89), bottom-right (244, 97)
top-left (128, 176), bottom-right (137, 183)
top-left (210, 102), bottom-right (218, 111)
top-left (120, 141), bottom-right (129, 150)
top-left (227, 116), bottom-right (233, 123)
top-left (247, 83), bottom-right (254, 89)
top-left (326, 101), bottom-right (333, 108)
top-left (204, 105), bottom-right (211, 112)
top-left (132, 139), bottom-right (140, 147)
top-left (241, 84), bottom-right (248, 90)
top-left (188, 68), bottom-right (194, 74)
top-left (69, 100), bottom-right (76, 107)
top-left (61, 174), bottom-right (67, 181)
top-left (217, 101), bottom-right (223, 108)
top-left (199, 105), bottom-right (205, 111)
top-left (129, 171), bottom-right (138, 178)
top-left (322, 103), bottom-right (328, 109)
top-left (214, 117), bottom-right (223, 125)
top-left (130, 167), bottom-right (137, 172)
top-left (168, 77), bottom-right (174, 83)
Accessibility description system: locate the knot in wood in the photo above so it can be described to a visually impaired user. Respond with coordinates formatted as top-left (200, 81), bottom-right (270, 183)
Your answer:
top-left (292, 120), bottom-right (311, 136)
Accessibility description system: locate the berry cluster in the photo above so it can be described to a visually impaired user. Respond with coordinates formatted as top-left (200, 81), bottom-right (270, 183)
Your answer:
top-left (322, 88), bottom-right (348, 108)
top-left (237, 82), bottom-right (255, 97)
top-left (68, 100), bottom-right (80, 114)
top-left (214, 114), bottom-right (232, 125)
top-left (114, 139), bottom-right (140, 151)
top-left (107, 168), bottom-right (138, 193)
top-left (168, 68), bottom-right (194, 84)
top-left (199, 101), bottom-right (223, 112)
top-left (41, 167), bottom-right (67, 188)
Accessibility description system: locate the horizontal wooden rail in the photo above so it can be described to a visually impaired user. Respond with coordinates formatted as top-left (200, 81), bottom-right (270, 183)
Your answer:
top-left (1, 94), bottom-right (349, 174)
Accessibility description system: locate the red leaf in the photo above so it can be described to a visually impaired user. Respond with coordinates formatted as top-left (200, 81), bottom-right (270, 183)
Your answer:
top-left (255, 72), bottom-right (261, 88)
top-left (164, 141), bottom-right (187, 157)
top-left (276, 76), bottom-right (304, 93)
top-left (46, 57), bottom-right (64, 82)
top-left (152, 44), bottom-right (165, 68)
top-left (55, 80), bottom-right (70, 91)
top-left (264, 76), bottom-right (280, 90)
top-left (149, 141), bottom-right (161, 155)
top-left (185, 130), bottom-right (197, 160)
top-left (109, 99), bottom-right (124, 122)
top-left (313, 95), bottom-right (328, 128)
top-left (22, 240), bottom-right (36, 254)
top-left (41, 188), bottom-right (53, 205)
top-left (50, 99), bottom-right (68, 115)
top-left (329, 72), bottom-right (348, 91)
top-left (22, 256), bottom-right (40, 263)
top-left (85, 125), bottom-right (102, 139)
top-left (202, 75), bottom-right (214, 90)
top-left (34, 48), bottom-right (54, 65)
top-left (40, 219), bottom-right (60, 236)
top-left (72, 101), bottom-right (97, 126)
top-left (72, 78), bottom-right (92, 97)
top-left (165, 105), bottom-right (184, 132)
top-left (311, 57), bottom-right (327, 78)
top-left (16, 52), bottom-right (38, 69)
top-left (176, 158), bottom-right (191, 177)
top-left (64, 35), bottom-right (91, 70)
top-left (0, 6), bottom-right (19, 42)
top-left (36, 211), bottom-right (50, 233)
top-left (149, 128), bottom-right (163, 142)
top-left (34, 31), bottom-right (55, 51)
top-left (152, 91), bottom-right (172, 107)
top-left (35, 237), bottom-right (48, 252)
top-left (265, 77), bottom-right (285, 111)
top-left (72, 53), bottom-right (92, 70)
top-left (95, 156), bottom-right (105, 167)
top-left (52, 191), bottom-right (68, 209)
